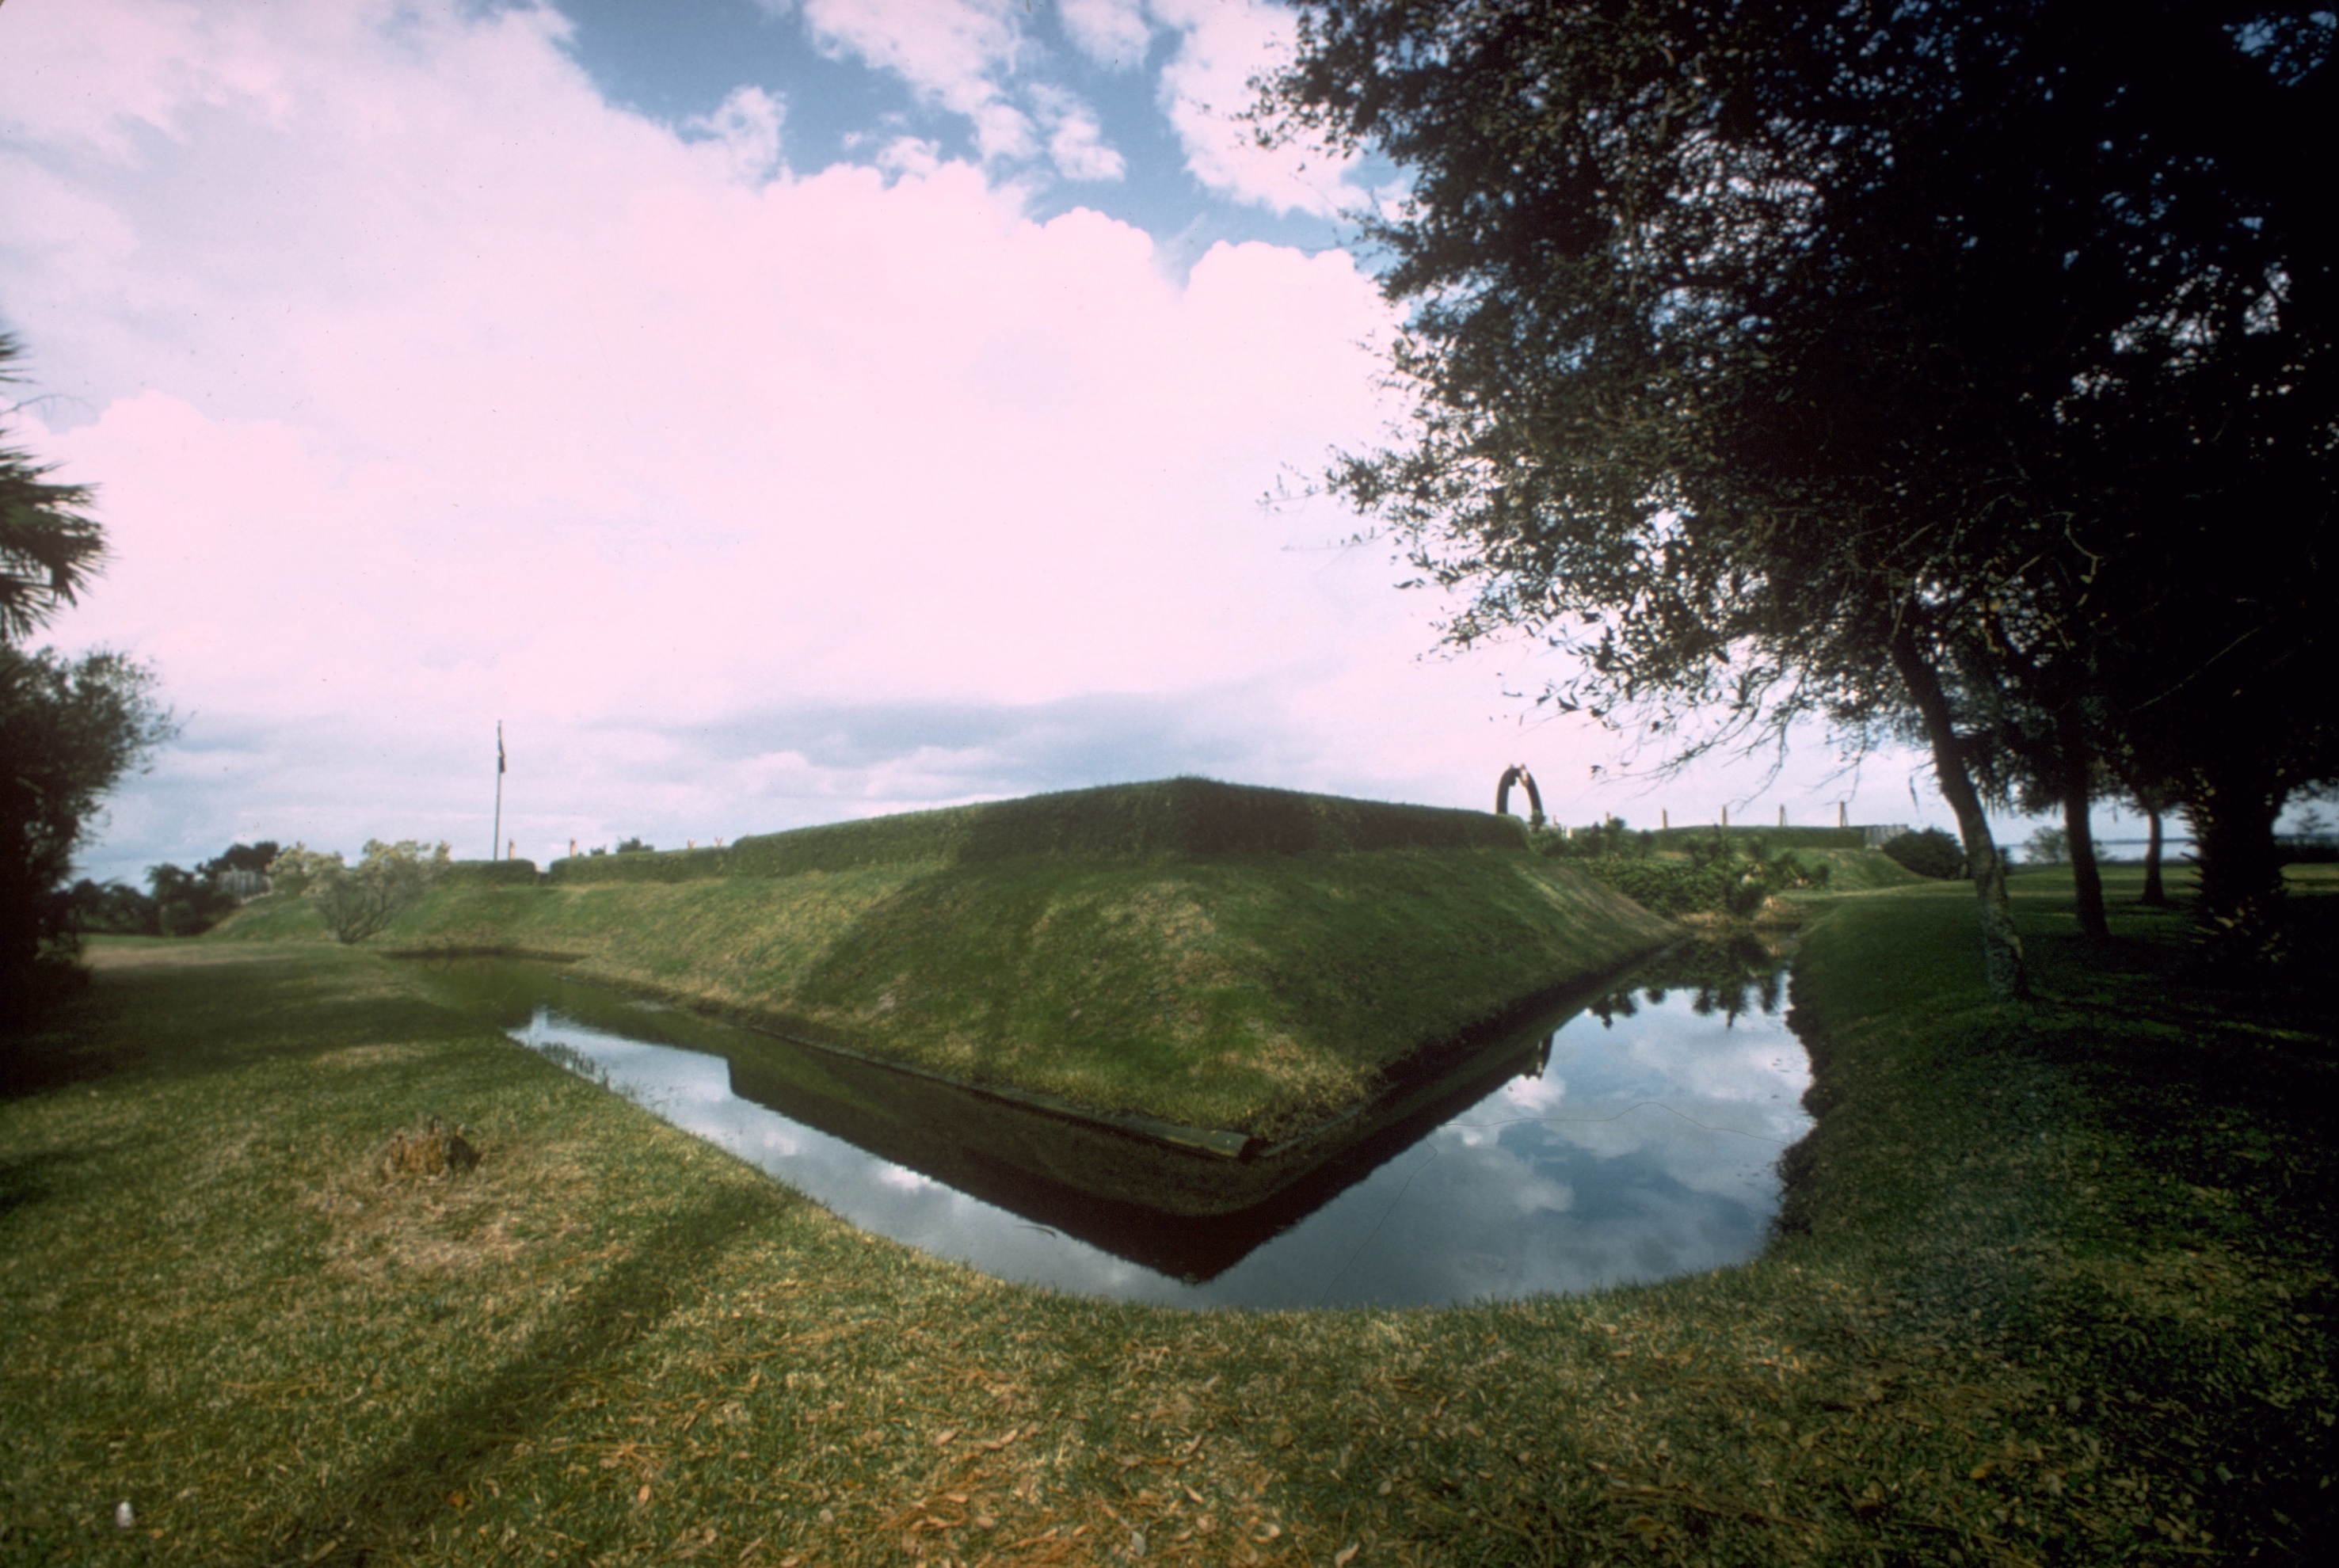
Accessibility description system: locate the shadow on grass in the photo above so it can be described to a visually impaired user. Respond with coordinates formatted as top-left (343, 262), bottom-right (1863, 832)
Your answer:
top-left (1980, 876), bottom-right (2339, 1300)
top-left (277, 1185), bottom-right (773, 1567)
top-left (0, 1149), bottom-right (62, 1218)
top-left (2010, 868), bottom-right (2339, 1041)
top-left (0, 950), bottom-right (467, 1101)
top-left (0, 1138), bottom-right (145, 1222)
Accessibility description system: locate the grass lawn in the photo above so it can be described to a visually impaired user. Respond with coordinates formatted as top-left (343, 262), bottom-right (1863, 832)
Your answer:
top-left (2, 868), bottom-right (2331, 1565)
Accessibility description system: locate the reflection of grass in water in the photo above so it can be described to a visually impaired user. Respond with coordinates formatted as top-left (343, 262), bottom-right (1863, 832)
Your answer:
top-left (518, 1031), bottom-right (611, 1090)
top-left (6, 877), bottom-right (2330, 1567)
top-left (516, 1025), bottom-right (684, 1121)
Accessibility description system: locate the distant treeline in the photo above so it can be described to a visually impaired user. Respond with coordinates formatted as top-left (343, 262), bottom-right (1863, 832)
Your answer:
top-left (58, 842), bottom-right (279, 938)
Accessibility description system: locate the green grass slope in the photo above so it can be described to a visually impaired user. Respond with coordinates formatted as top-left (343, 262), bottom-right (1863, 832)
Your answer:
top-left (1800, 845), bottom-right (1926, 892)
top-left (219, 780), bottom-right (1674, 1139)
top-left (5, 868), bottom-right (2329, 1565)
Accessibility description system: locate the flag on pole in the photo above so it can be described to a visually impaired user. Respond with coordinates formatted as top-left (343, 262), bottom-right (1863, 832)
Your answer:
top-left (493, 721), bottom-right (508, 861)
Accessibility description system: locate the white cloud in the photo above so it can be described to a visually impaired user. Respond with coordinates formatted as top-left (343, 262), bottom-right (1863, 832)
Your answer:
top-left (790, 0), bottom-right (1023, 114)
top-left (1148, 0), bottom-right (1358, 216)
top-left (0, 0), bottom-right (301, 155)
top-left (966, 97), bottom-right (1039, 162)
top-left (1, 0), bottom-right (1924, 880)
top-left (1032, 83), bottom-right (1124, 181)
top-left (754, 0), bottom-right (1360, 208)
top-left (773, 0), bottom-right (1031, 165)
top-left (874, 133), bottom-right (946, 178)
top-left (0, 0), bottom-right (1503, 872)
top-left (1059, 0), bottom-right (1152, 68)
top-left (687, 84), bottom-right (786, 185)
top-left (770, 0), bottom-right (1129, 181)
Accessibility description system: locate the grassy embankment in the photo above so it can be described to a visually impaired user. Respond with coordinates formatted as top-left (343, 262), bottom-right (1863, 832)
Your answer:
top-left (219, 779), bottom-right (1675, 1144)
top-left (2, 865), bottom-right (2331, 1565)
top-left (1535, 826), bottom-right (1926, 921)
top-left (1794, 847), bottom-right (1927, 893)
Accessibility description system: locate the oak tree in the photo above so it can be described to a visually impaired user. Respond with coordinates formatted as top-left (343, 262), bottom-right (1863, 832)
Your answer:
top-left (1257, 0), bottom-right (2335, 984)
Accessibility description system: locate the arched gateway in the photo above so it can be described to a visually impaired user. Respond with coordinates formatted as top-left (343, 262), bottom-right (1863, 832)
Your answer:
top-left (1495, 764), bottom-right (1544, 828)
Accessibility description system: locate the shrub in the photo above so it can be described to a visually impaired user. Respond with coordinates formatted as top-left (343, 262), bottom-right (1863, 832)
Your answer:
top-left (1569, 839), bottom-right (1830, 916)
top-left (2024, 825), bottom-right (2070, 866)
top-left (437, 858), bottom-right (541, 888)
top-left (1647, 824), bottom-right (1868, 852)
top-left (1575, 858), bottom-right (1773, 918)
top-left (55, 877), bottom-right (158, 935)
top-left (268, 839), bottom-right (451, 942)
top-left (550, 847), bottom-right (728, 885)
top-left (1533, 816), bottom-right (1655, 861)
top-left (1881, 828), bottom-right (1966, 879)
top-left (1576, 859), bottom-right (1722, 916)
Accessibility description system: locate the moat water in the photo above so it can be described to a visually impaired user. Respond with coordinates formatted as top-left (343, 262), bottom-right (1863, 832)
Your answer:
top-left (422, 942), bottom-right (1813, 1309)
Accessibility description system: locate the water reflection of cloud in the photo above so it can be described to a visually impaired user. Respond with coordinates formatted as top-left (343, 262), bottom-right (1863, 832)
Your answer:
top-left (502, 965), bottom-right (1813, 1311)
top-left (733, 1123), bottom-right (805, 1161)
top-left (1513, 1174), bottom-right (1575, 1215)
top-left (1541, 1008), bottom-right (1808, 1151)
top-left (1499, 1074), bottom-right (1567, 1113)
top-left (1579, 1007), bottom-right (1811, 1112)
top-left (1283, 1138), bottom-right (1759, 1306)
top-left (1626, 1037), bottom-right (1808, 1109)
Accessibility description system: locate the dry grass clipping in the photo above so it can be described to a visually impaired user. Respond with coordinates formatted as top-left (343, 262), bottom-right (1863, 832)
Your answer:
top-left (379, 1116), bottom-right (481, 1182)
top-left (300, 1119), bottom-right (593, 1282)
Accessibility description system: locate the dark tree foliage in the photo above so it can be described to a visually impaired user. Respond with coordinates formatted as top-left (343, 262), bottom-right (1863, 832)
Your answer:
top-left (0, 647), bottom-right (173, 1006)
top-left (1, 336), bottom-right (170, 1017)
top-left (1258, 1), bottom-right (2335, 983)
top-left (1, 335), bottom-right (104, 644)
top-left (143, 862), bottom-right (240, 936)
top-left (202, 841), bottom-right (280, 880)
top-left (55, 877), bottom-right (161, 937)
top-left (52, 843), bottom-right (280, 941)
top-left (1953, 679), bottom-right (2116, 936)
top-left (2014, 9), bottom-right (2337, 953)
top-left (1882, 828), bottom-right (1969, 881)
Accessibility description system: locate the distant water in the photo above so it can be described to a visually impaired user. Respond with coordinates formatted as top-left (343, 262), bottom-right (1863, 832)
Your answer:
top-left (2088, 835), bottom-right (2196, 858)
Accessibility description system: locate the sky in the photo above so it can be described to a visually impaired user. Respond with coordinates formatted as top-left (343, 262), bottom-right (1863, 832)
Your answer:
top-left (2, 0), bottom-right (2047, 881)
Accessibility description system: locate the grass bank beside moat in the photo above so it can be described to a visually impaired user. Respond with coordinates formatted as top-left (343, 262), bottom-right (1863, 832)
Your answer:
top-left (217, 780), bottom-right (1677, 1144)
top-left (2, 866), bottom-right (2330, 1565)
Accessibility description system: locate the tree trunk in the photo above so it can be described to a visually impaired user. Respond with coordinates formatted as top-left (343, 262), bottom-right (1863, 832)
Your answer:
top-left (2056, 700), bottom-right (2109, 938)
top-left (0, 782), bottom-right (42, 1025)
top-left (2140, 810), bottom-right (2169, 906)
top-left (1889, 625), bottom-right (2029, 1000)
top-left (2184, 759), bottom-right (2286, 960)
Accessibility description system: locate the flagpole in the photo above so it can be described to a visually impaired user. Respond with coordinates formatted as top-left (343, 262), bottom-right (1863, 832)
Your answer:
top-left (493, 721), bottom-right (505, 861)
